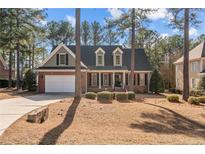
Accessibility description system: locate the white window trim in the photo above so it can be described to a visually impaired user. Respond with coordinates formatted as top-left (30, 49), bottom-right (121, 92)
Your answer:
top-left (95, 47), bottom-right (105, 66)
top-left (103, 73), bottom-right (109, 86)
top-left (139, 73), bottom-right (145, 86)
top-left (59, 53), bottom-right (66, 66)
top-left (112, 47), bottom-right (123, 66)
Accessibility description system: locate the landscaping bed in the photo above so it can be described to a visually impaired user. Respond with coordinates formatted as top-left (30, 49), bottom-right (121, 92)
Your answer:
top-left (0, 94), bottom-right (205, 144)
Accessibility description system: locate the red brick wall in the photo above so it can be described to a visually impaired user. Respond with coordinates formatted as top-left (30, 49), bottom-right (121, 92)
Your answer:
top-left (0, 60), bottom-right (15, 79)
top-left (38, 71), bottom-right (86, 93)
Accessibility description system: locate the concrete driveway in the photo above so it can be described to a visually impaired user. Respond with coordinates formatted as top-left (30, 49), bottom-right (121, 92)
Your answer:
top-left (0, 93), bottom-right (72, 135)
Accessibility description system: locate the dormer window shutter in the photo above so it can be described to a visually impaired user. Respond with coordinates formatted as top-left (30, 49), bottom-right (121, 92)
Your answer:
top-left (66, 54), bottom-right (68, 65)
top-left (56, 54), bottom-right (59, 65)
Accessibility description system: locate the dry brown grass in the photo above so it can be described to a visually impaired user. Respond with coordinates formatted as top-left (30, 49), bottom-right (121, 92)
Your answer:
top-left (0, 94), bottom-right (205, 145)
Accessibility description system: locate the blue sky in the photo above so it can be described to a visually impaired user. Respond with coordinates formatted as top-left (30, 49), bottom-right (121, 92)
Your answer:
top-left (45, 8), bottom-right (205, 40)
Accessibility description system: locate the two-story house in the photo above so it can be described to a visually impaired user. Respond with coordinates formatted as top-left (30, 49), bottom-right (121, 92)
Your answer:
top-left (37, 43), bottom-right (152, 93)
top-left (174, 41), bottom-right (205, 90)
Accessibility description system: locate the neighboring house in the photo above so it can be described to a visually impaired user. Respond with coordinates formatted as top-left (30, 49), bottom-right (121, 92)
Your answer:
top-left (174, 41), bottom-right (205, 90)
top-left (0, 55), bottom-right (14, 79)
top-left (159, 52), bottom-right (182, 89)
top-left (37, 43), bottom-right (152, 93)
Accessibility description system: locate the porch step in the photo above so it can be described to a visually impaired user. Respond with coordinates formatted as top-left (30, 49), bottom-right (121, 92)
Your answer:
top-left (114, 87), bottom-right (126, 92)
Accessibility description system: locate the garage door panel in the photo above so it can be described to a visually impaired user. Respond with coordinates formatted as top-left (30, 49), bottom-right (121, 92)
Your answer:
top-left (45, 75), bottom-right (75, 92)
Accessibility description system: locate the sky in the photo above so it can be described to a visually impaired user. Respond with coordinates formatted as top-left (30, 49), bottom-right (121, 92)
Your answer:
top-left (44, 8), bottom-right (205, 41)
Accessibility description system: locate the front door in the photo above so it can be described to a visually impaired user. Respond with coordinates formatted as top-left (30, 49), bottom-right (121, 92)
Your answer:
top-left (115, 73), bottom-right (123, 87)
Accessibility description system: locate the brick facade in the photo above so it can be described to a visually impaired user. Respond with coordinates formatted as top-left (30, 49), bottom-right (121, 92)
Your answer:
top-left (0, 60), bottom-right (14, 79)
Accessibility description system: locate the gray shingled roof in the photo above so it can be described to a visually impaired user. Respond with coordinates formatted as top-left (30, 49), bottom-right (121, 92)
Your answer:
top-left (67, 45), bottom-right (152, 71)
top-left (174, 41), bottom-right (205, 64)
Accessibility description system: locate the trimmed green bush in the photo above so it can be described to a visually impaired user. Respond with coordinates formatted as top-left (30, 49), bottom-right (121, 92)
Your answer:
top-left (167, 94), bottom-right (179, 102)
top-left (188, 97), bottom-right (200, 105)
top-left (149, 69), bottom-right (165, 93)
top-left (127, 91), bottom-right (135, 100)
top-left (190, 90), bottom-right (204, 97)
top-left (115, 92), bottom-right (128, 101)
top-left (85, 92), bottom-right (96, 100)
top-left (23, 69), bottom-right (37, 91)
top-left (97, 91), bottom-right (113, 101)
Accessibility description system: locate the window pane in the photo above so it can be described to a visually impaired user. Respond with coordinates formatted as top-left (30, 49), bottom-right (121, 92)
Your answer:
top-left (139, 74), bottom-right (145, 86)
top-left (91, 73), bottom-right (97, 86)
top-left (103, 74), bottom-right (109, 86)
top-left (98, 55), bottom-right (102, 65)
top-left (116, 55), bottom-right (120, 65)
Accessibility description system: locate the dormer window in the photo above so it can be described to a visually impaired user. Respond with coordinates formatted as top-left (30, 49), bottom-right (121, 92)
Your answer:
top-left (95, 48), bottom-right (105, 66)
top-left (113, 47), bottom-right (123, 66)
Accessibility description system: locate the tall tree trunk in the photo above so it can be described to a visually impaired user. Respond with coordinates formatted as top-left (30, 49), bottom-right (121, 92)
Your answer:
top-left (8, 51), bottom-right (12, 88)
top-left (75, 8), bottom-right (82, 98)
top-left (16, 43), bottom-right (20, 90)
top-left (29, 45), bottom-right (32, 69)
top-left (16, 11), bottom-right (20, 90)
top-left (32, 41), bottom-right (35, 69)
top-left (129, 8), bottom-right (136, 91)
top-left (183, 8), bottom-right (189, 101)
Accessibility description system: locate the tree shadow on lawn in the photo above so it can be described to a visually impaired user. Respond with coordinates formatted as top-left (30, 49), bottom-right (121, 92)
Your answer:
top-left (39, 97), bottom-right (81, 145)
top-left (130, 102), bottom-right (205, 138)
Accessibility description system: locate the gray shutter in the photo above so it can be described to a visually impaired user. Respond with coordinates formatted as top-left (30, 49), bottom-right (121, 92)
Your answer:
top-left (56, 54), bottom-right (59, 65)
top-left (66, 54), bottom-right (68, 65)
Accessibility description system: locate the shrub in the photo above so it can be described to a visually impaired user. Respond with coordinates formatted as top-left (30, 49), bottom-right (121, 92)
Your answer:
top-left (198, 76), bottom-right (205, 90)
top-left (115, 92), bottom-right (128, 101)
top-left (190, 90), bottom-right (204, 97)
top-left (167, 95), bottom-right (179, 102)
top-left (188, 97), bottom-right (200, 105)
top-left (23, 69), bottom-right (37, 91)
top-left (127, 91), bottom-right (135, 100)
top-left (149, 69), bottom-right (165, 93)
top-left (0, 79), bottom-right (16, 88)
top-left (198, 96), bottom-right (205, 104)
top-left (85, 92), bottom-right (96, 100)
top-left (97, 91), bottom-right (113, 101)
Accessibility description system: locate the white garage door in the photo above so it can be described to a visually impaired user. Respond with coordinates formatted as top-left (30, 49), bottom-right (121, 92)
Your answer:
top-left (45, 75), bottom-right (75, 93)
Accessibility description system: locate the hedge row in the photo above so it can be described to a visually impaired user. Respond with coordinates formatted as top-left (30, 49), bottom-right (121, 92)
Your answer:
top-left (85, 91), bottom-right (135, 101)
top-left (0, 79), bottom-right (16, 88)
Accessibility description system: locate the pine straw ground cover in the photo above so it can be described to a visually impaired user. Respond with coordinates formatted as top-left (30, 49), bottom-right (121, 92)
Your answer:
top-left (0, 88), bottom-right (36, 100)
top-left (0, 94), bottom-right (205, 145)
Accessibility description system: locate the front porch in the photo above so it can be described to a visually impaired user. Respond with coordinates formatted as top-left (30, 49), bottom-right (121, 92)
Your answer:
top-left (87, 71), bottom-right (151, 93)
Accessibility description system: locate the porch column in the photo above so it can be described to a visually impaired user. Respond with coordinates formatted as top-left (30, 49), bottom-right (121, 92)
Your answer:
top-left (112, 72), bottom-right (115, 89)
top-left (148, 73), bottom-right (150, 93)
top-left (99, 72), bottom-right (101, 89)
top-left (123, 72), bottom-right (125, 88)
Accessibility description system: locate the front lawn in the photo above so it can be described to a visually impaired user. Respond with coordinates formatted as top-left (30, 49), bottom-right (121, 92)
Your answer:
top-left (0, 94), bottom-right (205, 144)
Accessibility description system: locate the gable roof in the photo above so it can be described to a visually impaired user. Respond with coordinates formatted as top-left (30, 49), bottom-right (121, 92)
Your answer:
top-left (39, 43), bottom-right (87, 68)
top-left (39, 44), bottom-right (152, 71)
top-left (67, 45), bottom-right (152, 71)
top-left (174, 41), bottom-right (205, 64)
